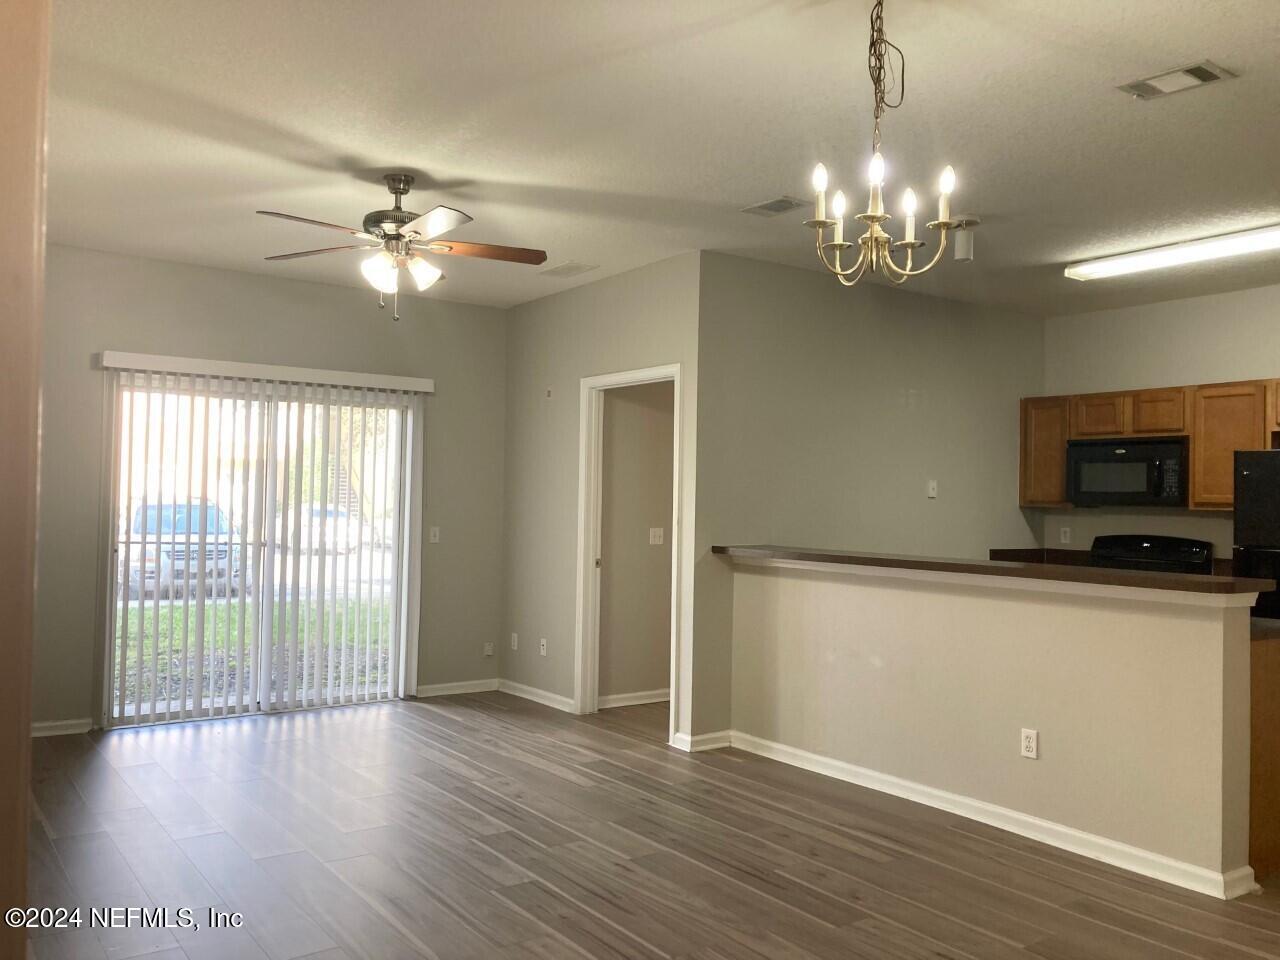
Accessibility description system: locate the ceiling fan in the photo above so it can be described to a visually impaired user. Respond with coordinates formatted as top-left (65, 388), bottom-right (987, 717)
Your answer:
top-left (258, 173), bottom-right (547, 319)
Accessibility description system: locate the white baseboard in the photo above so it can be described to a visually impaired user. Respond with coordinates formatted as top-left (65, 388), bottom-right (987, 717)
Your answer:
top-left (729, 730), bottom-right (1256, 901)
top-left (598, 688), bottom-right (670, 709)
top-left (31, 718), bottom-right (94, 738)
top-left (496, 679), bottom-right (575, 713)
top-left (669, 729), bottom-right (732, 752)
top-left (415, 679), bottom-right (499, 698)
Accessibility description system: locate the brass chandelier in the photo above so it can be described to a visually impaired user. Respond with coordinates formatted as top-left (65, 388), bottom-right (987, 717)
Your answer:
top-left (807, 0), bottom-right (977, 286)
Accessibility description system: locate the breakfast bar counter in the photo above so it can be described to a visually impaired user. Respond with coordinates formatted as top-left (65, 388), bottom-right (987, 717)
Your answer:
top-left (711, 543), bottom-right (1273, 595)
top-left (712, 543), bottom-right (1270, 899)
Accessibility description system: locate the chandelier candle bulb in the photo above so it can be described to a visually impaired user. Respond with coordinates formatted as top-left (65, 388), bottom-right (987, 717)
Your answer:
top-left (812, 163), bottom-right (828, 221)
top-left (831, 190), bottom-right (847, 244)
top-left (867, 152), bottom-right (886, 216)
top-left (902, 188), bottom-right (917, 242)
top-left (938, 165), bottom-right (956, 222)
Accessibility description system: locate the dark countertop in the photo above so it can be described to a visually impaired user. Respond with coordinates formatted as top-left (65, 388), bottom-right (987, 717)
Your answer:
top-left (711, 544), bottom-right (1276, 596)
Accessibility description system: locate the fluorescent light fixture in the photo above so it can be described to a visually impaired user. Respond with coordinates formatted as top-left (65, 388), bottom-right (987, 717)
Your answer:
top-left (1065, 225), bottom-right (1280, 281)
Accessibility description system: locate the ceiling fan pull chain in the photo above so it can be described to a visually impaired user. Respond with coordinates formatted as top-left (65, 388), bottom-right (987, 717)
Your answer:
top-left (393, 290), bottom-right (400, 322)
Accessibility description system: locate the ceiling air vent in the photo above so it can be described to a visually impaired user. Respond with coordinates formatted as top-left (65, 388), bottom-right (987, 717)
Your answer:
top-left (1119, 60), bottom-right (1236, 100)
top-left (540, 261), bottom-right (599, 279)
top-left (740, 196), bottom-right (808, 217)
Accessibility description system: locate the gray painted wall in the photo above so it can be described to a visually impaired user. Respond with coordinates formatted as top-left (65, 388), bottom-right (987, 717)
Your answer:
top-left (1041, 281), bottom-right (1280, 555)
top-left (599, 382), bottom-right (674, 699)
top-left (692, 252), bottom-right (1045, 733)
top-left (36, 245), bottom-right (509, 722)
top-left (501, 253), bottom-right (700, 736)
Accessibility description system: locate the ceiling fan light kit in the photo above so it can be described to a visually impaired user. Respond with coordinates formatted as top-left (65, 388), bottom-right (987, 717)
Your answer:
top-left (259, 173), bottom-right (547, 319)
top-left (807, 0), bottom-right (977, 288)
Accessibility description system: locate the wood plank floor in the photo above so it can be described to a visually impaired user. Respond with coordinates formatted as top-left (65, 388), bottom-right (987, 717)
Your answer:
top-left (25, 693), bottom-right (1280, 959)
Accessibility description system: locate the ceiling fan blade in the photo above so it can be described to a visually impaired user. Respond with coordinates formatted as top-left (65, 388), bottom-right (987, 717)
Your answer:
top-left (397, 205), bottom-right (473, 241)
top-left (415, 239), bottom-right (548, 265)
top-left (265, 244), bottom-right (379, 261)
top-left (257, 210), bottom-right (377, 240)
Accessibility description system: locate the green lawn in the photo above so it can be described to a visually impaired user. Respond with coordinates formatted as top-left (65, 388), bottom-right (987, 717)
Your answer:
top-left (112, 597), bottom-right (393, 712)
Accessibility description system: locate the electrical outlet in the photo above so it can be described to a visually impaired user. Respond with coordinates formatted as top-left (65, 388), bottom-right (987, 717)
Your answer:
top-left (1059, 526), bottom-right (1071, 545)
top-left (927, 479), bottom-right (938, 499)
top-left (539, 638), bottom-right (548, 657)
top-left (649, 527), bottom-right (664, 545)
top-left (428, 526), bottom-right (440, 544)
top-left (483, 642), bottom-right (494, 657)
top-left (1021, 728), bottom-right (1039, 759)
top-left (510, 632), bottom-right (518, 651)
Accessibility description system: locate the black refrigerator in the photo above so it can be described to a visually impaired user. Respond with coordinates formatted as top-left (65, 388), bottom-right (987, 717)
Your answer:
top-left (1234, 450), bottom-right (1280, 618)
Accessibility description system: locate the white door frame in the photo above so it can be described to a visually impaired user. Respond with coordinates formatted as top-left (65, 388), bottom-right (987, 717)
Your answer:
top-left (573, 364), bottom-right (681, 736)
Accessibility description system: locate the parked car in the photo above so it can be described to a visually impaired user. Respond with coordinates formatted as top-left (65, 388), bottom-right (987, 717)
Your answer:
top-left (119, 503), bottom-right (243, 599)
top-left (276, 505), bottom-right (379, 554)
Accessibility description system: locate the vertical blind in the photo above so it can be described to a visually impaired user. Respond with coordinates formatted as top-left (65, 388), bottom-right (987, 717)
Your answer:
top-left (105, 366), bottom-right (421, 726)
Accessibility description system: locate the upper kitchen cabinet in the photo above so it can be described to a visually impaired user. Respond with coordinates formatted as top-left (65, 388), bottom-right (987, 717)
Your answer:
top-left (1131, 387), bottom-right (1189, 435)
top-left (1020, 396), bottom-right (1071, 507)
top-left (1069, 387), bottom-right (1189, 438)
top-left (1071, 393), bottom-right (1128, 437)
top-left (1191, 382), bottom-right (1267, 509)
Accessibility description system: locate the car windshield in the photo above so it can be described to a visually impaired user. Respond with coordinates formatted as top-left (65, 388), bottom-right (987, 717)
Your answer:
top-left (132, 504), bottom-right (231, 535)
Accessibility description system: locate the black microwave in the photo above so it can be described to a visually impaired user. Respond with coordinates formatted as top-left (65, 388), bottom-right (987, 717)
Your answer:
top-left (1066, 437), bottom-right (1187, 507)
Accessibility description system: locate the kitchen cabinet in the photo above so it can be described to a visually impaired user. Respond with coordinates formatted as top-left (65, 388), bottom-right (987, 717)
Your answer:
top-left (1268, 380), bottom-right (1280, 430)
top-left (1071, 393), bottom-right (1128, 438)
top-left (1020, 396), bottom-right (1071, 506)
top-left (1131, 387), bottom-right (1188, 435)
top-left (1190, 382), bottom-right (1266, 509)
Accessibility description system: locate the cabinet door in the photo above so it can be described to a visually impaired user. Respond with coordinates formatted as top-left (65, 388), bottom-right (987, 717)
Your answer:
top-left (1132, 387), bottom-right (1188, 435)
top-left (1071, 393), bottom-right (1128, 438)
top-left (1021, 397), bottom-right (1071, 506)
top-left (1191, 382), bottom-right (1266, 509)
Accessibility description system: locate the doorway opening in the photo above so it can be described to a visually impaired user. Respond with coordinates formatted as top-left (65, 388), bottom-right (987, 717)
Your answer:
top-left (573, 365), bottom-right (681, 745)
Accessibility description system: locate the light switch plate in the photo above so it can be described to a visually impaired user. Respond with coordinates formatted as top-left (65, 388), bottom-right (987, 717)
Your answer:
top-left (428, 526), bottom-right (440, 543)
top-left (927, 480), bottom-right (938, 499)
top-left (511, 633), bottom-right (518, 650)
top-left (539, 638), bottom-right (548, 656)
top-left (649, 527), bottom-right (664, 545)
top-left (483, 642), bottom-right (494, 657)
top-left (1059, 526), bottom-right (1071, 545)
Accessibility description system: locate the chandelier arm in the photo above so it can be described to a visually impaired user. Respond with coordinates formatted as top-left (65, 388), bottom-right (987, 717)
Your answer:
top-left (816, 233), bottom-right (867, 277)
top-left (884, 230), bottom-right (949, 277)
top-left (836, 257), bottom-right (871, 286)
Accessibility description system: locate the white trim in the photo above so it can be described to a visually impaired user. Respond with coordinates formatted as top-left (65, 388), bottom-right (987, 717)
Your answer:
top-left (731, 556), bottom-right (1260, 609)
top-left (497, 679), bottom-right (575, 713)
top-left (597, 688), bottom-right (670, 709)
top-left (31, 719), bottom-right (94, 738)
top-left (573, 364), bottom-right (682, 741)
top-left (726, 730), bottom-right (1258, 901)
top-left (415, 679), bottom-right (499, 698)
top-left (670, 729), bottom-right (733, 752)
top-left (100, 351), bottom-right (435, 395)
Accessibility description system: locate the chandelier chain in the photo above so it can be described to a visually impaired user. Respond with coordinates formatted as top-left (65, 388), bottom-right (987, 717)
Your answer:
top-left (867, 0), bottom-right (905, 152)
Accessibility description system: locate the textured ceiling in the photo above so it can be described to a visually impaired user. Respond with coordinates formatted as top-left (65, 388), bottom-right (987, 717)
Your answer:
top-left (48, 0), bottom-right (1280, 314)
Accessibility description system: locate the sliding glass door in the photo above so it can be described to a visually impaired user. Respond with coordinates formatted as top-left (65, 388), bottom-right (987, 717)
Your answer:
top-left (105, 370), bottom-right (416, 726)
